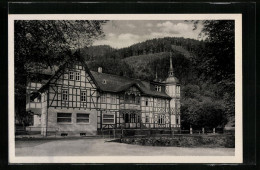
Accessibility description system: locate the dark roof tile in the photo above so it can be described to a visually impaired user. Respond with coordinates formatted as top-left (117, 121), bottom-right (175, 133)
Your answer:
top-left (90, 71), bottom-right (171, 99)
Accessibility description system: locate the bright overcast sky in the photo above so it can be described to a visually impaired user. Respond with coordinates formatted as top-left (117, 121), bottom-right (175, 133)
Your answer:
top-left (93, 20), bottom-right (204, 49)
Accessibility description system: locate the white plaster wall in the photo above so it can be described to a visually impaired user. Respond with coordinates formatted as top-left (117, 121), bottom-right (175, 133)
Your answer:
top-left (47, 107), bottom-right (97, 135)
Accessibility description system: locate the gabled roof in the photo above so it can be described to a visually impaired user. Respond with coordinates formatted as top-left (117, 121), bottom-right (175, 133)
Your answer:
top-left (90, 71), bottom-right (171, 99)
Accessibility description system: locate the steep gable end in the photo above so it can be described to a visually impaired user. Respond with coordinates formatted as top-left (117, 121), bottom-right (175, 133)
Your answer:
top-left (31, 51), bottom-right (99, 100)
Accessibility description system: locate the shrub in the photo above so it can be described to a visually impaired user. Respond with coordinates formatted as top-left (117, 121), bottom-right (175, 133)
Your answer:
top-left (120, 134), bottom-right (234, 148)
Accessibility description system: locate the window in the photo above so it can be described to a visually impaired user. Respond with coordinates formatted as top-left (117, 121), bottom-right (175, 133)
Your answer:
top-left (102, 114), bottom-right (115, 124)
top-left (129, 94), bottom-right (135, 104)
top-left (57, 113), bottom-right (71, 123)
top-left (75, 72), bottom-right (80, 81)
top-left (157, 99), bottom-right (161, 107)
top-left (165, 86), bottom-right (169, 93)
top-left (129, 113), bottom-right (140, 123)
top-left (124, 113), bottom-right (129, 123)
top-left (145, 115), bottom-right (149, 123)
top-left (137, 115), bottom-right (140, 123)
top-left (176, 102), bottom-right (180, 109)
top-left (145, 99), bottom-right (149, 106)
top-left (62, 90), bottom-right (68, 101)
top-left (162, 100), bottom-right (165, 107)
top-left (77, 113), bottom-right (89, 123)
top-left (81, 91), bottom-right (86, 102)
top-left (176, 118), bottom-right (179, 124)
top-left (136, 96), bottom-right (140, 104)
top-left (155, 85), bottom-right (161, 92)
top-left (125, 95), bottom-right (129, 101)
top-left (32, 94), bottom-right (41, 102)
top-left (158, 115), bottom-right (165, 124)
top-left (176, 86), bottom-right (180, 94)
top-left (111, 95), bottom-right (116, 104)
top-left (100, 93), bottom-right (106, 103)
top-left (125, 94), bottom-right (140, 104)
top-left (130, 113), bottom-right (136, 123)
top-left (69, 71), bottom-right (74, 80)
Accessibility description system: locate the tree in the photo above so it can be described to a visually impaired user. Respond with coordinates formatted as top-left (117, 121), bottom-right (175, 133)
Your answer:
top-left (194, 20), bottom-right (235, 81)
top-left (15, 20), bottom-right (107, 126)
top-left (181, 98), bottom-right (227, 130)
top-left (191, 20), bottom-right (235, 125)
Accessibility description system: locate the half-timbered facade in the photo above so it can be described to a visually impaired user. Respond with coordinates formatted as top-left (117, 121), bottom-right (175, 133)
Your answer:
top-left (26, 52), bottom-right (181, 136)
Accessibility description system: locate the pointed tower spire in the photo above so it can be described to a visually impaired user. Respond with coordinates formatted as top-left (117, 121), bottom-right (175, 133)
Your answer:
top-left (168, 52), bottom-right (174, 77)
top-left (155, 67), bottom-right (158, 80)
top-left (153, 66), bottom-right (159, 82)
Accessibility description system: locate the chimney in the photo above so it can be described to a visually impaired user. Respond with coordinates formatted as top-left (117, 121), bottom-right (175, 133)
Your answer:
top-left (98, 67), bottom-right (102, 73)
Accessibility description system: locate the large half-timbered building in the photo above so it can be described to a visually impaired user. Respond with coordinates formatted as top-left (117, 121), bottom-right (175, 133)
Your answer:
top-left (26, 52), bottom-right (181, 136)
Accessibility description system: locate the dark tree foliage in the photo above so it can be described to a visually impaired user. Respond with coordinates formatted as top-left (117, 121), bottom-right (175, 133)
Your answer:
top-left (196, 20), bottom-right (235, 81)
top-left (15, 20), bottom-right (106, 126)
top-left (180, 20), bottom-right (235, 129)
top-left (200, 20), bottom-right (235, 121)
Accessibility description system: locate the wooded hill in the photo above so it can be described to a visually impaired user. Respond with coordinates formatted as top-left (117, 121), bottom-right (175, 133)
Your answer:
top-left (81, 36), bottom-right (235, 130)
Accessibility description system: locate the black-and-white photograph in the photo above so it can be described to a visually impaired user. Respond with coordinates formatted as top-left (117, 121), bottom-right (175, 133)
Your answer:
top-left (8, 14), bottom-right (242, 163)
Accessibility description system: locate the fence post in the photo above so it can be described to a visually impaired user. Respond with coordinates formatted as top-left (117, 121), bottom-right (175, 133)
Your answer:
top-left (213, 128), bottom-right (215, 134)
top-left (202, 127), bottom-right (205, 134)
top-left (113, 129), bottom-right (115, 139)
top-left (190, 127), bottom-right (193, 134)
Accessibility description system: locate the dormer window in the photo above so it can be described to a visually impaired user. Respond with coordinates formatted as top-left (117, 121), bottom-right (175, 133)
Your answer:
top-left (69, 71), bottom-right (74, 80)
top-left (102, 79), bottom-right (107, 84)
top-left (155, 85), bottom-right (161, 92)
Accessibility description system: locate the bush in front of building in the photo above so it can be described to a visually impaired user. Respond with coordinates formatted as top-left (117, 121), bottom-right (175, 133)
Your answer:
top-left (120, 134), bottom-right (234, 148)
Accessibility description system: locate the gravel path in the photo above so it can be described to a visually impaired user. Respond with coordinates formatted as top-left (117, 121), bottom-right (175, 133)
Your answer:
top-left (15, 138), bottom-right (235, 156)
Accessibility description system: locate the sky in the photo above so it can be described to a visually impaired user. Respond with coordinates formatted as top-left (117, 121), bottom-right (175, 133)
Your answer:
top-left (93, 20), bottom-right (204, 49)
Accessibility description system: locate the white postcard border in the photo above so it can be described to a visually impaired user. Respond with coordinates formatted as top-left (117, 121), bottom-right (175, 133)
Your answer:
top-left (8, 14), bottom-right (242, 164)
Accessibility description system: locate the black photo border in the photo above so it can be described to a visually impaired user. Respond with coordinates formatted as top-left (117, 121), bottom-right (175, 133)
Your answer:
top-left (0, 1), bottom-right (257, 169)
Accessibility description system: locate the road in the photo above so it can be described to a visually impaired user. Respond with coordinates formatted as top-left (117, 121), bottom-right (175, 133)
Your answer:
top-left (15, 138), bottom-right (235, 156)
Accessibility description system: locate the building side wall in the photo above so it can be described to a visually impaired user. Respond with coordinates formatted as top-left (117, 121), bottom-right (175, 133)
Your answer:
top-left (141, 96), bottom-right (170, 129)
top-left (48, 107), bottom-right (97, 135)
top-left (48, 62), bottom-right (98, 109)
top-left (26, 61), bottom-right (182, 133)
top-left (97, 92), bottom-right (120, 129)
